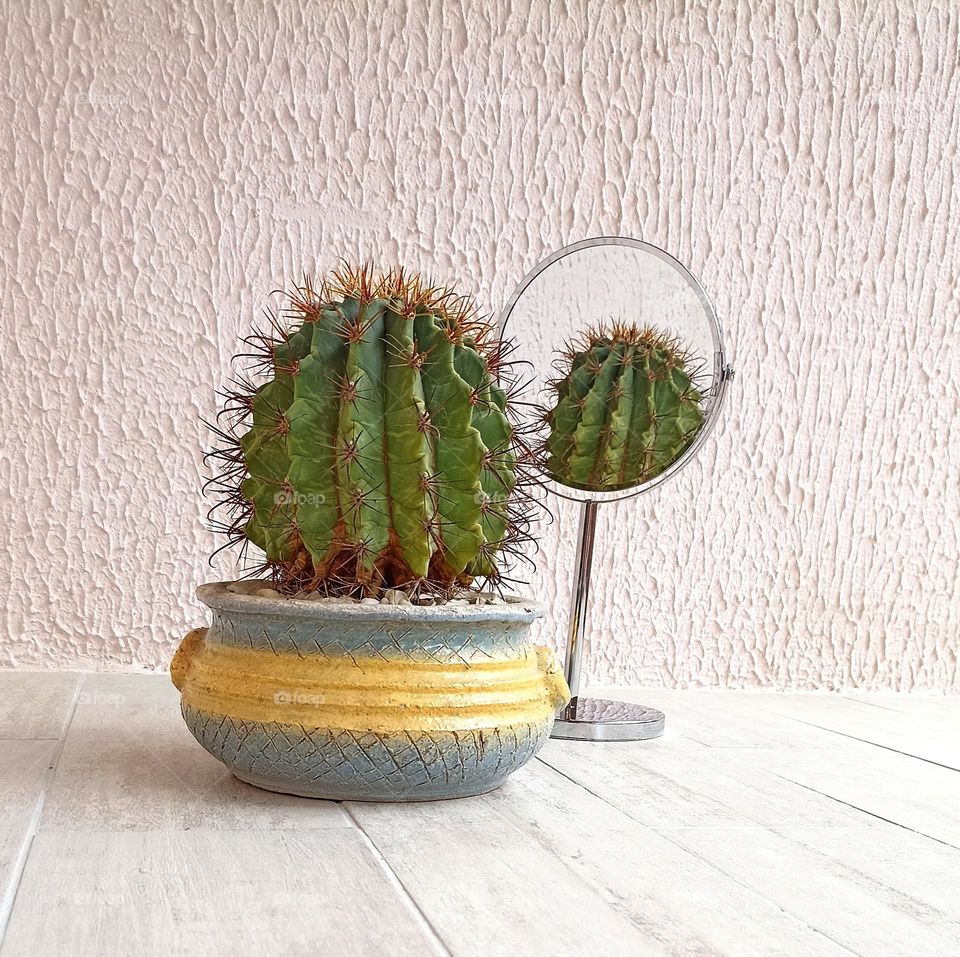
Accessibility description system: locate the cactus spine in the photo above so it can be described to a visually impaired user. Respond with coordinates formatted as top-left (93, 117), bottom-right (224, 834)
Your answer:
top-left (544, 322), bottom-right (704, 491)
top-left (209, 266), bottom-right (530, 596)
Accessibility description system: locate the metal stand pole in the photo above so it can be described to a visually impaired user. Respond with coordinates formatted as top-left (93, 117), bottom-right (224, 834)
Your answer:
top-left (551, 501), bottom-right (666, 741)
top-left (563, 500), bottom-right (599, 701)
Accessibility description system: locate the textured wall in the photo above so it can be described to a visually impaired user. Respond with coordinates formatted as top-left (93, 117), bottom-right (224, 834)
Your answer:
top-left (2, 0), bottom-right (958, 689)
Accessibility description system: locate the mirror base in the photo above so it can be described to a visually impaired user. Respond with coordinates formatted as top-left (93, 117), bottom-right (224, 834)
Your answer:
top-left (551, 696), bottom-right (665, 741)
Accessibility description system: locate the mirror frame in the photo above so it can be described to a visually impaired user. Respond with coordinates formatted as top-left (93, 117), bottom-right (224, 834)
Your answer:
top-left (498, 236), bottom-right (734, 503)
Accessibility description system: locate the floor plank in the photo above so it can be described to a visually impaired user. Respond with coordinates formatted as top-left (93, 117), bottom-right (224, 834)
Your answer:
top-left (757, 693), bottom-right (960, 770)
top-left (0, 830), bottom-right (441, 957)
top-left (841, 693), bottom-right (960, 719)
top-left (0, 673), bottom-right (80, 739)
top-left (348, 804), bottom-right (670, 956)
top-left (40, 675), bottom-right (352, 831)
top-left (594, 687), bottom-right (854, 751)
top-left (536, 736), bottom-right (874, 830)
top-left (650, 824), bottom-right (960, 956)
top-left (729, 742), bottom-right (960, 847)
top-left (537, 730), bottom-right (960, 955)
top-left (350, 761), bottom-right (851, 956)
top-left (0, 742), bottom-right (56, 933)
top-left (641, 688), bottom-right (960, 771)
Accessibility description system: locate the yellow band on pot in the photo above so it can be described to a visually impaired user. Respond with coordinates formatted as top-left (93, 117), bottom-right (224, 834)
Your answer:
top-left (177, 637), bottom-right (564, 733)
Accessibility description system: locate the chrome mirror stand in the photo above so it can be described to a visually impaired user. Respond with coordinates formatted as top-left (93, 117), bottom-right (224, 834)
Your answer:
top-left (495, 236), bottom-right (734, 744)
top-left (550, 501), bottom-right (666, 741)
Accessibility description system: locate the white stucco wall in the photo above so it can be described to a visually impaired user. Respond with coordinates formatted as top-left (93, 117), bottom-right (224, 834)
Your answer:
top-left (2, 0), bottom-right (957, 689)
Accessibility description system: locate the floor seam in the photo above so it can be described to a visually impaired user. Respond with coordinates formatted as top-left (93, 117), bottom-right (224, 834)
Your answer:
top-left (0, 673), bottom-right (85, 947)
top-left (341, 804), bottom-right (453, 957)
top-left (837, 695), bottom-right (904, 713)
top-left (767, 716), bottom-right (959, 772)
top-left (763, 772), bottom-right (960, 852)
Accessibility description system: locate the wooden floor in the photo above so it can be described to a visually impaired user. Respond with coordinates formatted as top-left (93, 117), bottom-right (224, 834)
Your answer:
top-left (0, 675), bottom-right (957, 956)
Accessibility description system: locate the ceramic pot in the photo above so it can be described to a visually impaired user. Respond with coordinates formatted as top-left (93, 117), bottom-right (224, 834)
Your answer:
top-left (172, 583), bottom-right (570, 801)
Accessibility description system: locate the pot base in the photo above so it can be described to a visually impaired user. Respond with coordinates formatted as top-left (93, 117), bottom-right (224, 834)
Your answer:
top-left (232, 769), bottom-right (506, 803)
top-left (184, 703), bottom-right (552, 803)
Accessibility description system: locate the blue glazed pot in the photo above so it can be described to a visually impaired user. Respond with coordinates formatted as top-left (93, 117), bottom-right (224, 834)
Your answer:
top-left (172, 583), bottom-right (570, 801)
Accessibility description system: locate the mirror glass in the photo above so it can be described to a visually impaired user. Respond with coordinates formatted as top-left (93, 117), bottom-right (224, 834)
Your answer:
top-left (500, 237), bottom-right (726, 503)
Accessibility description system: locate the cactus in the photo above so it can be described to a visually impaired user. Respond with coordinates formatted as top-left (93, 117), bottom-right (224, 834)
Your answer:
top-left (543, 322), bottom-right (705, 492)
top-left (207, 265), bottom-right (534, 596)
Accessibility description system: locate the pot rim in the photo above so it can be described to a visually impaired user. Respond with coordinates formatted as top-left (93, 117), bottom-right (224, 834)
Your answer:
top-left (196, 581), bottom-right (545, 624)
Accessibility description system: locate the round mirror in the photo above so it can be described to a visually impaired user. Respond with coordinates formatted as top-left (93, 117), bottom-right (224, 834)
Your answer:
top-left (499, 237), bottom-right (732, 503)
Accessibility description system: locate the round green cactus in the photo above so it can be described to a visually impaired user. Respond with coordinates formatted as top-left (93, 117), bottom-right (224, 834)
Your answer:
top-left (543, 322), bottom-right (705, 492)
top-left (208, 266), bottom-right (532, 596)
